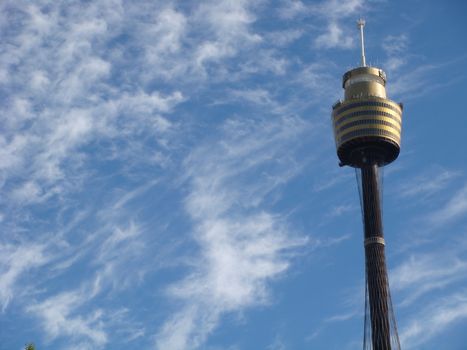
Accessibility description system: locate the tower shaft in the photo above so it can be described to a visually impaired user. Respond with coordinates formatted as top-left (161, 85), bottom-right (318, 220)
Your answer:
top-left (361, 164), bottom-right (391, 349)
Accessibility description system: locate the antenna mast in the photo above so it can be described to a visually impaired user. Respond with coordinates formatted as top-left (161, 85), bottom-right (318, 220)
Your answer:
top-left (357, 19), bottom-right (366, 67)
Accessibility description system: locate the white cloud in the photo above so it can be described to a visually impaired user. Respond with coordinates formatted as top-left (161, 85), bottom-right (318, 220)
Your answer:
top-left (400, 291), bottom-right (467, 348)
top-left (391, 251), bottom-right (467, 306)
top-left (149, 8), bottom-right (186, 54)
top-left (383, 34), bottom-right (409, 55)
top-left (382, 34), bottom-right (409, 71)
top-left (0, 0), bottom-right (185, 208)
top-left (195, 0), bottom-right (261, 44)
top-left (311, 0), bottom-right (363, 49)
top-left (92, 222), bottom-right (147, 292)
top-left (237, 49), bottom-right (290, 77)
top-left (267, 335), bottom-right (287, 350)
top-left (192, 0), bottom-right (262, 73)
top-left (325, 310), bottom-right (359, 322)
top-left (278, 0), bottom-right (307, 20)
top-left (143, 7), bottom-right (187, 79)
top-left (314, 21), bottom-right (353, 49)
top-left (388, 236), bottom-right (467, 348)
top-left (396, 168), bottom-right (460, 199)
top-left (326, 204), bottom-right (355, 218)
top-left (387, 62), bottom-right (459, 100)
top-left (319, 0), bottom-right (363, 18)
top-left (230, 88), bottom-right (276, 106)
top-left (27, 289), bottom-right (107, 347)
top-left (312, 234), bottom-right (352, 250)
top-left (266, 29), bottom-right (304, 47)
top-left (305, 0), bottom-right (363, 20)
top-left (430, 183), bottom-right (467, 225)
top-left (25, 217), bottom-right (148, 347)
top-left (10, 181), bottom-right (45, 204)
top-left (294, 62), bottom-right (339, 103)
top-left (155, 116), bottom-right (310, 349)
top-left (312, 169), bottom-right (353, 192)
top-left (0, 0), bottom-right (277, 215)
top-left (0, 243), bottom-right (49, 310)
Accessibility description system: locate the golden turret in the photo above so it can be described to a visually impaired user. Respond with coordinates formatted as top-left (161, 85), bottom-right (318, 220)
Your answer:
top-left (332, 21), bottom-right (403, 167)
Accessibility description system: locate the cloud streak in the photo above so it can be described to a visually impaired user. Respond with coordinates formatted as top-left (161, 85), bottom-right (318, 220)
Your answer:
top-left (395, 168), bottom-right (460, 199)
top-left (430, 183), bottom-right (467, 225)
top-left (0, 243), bottom-right (49, 311)
top-left (27, 288), bottom-right (107, 347)
top-left (391, 251), bottom-right (467, 307)
top-left (311, 0), bottom-right (363, 49)
top-left (155, 115), bottom-right (310, 349)
top-left (400, 290), bottom-right (467, 349)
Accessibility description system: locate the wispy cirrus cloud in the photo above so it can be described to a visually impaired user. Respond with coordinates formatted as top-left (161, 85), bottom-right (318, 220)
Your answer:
top-left (391, 250), bottom-right (467, 307)
top-left (0, 243), bottom-right (49, 311)
top-left (189, 0), bottom-right (264, 78)
top-left (142, 7), bottom-right (187, 79)
top-left (388, 58), bottom-right (467, 100)
top-left (388, 232), bottom-right (467, 348)
top-left (0, 1), bottom-right (185, 211)
top-left (276, 0), bottom-right (365, 50)
top-left (25, 206), bottom-right (152, 348)
top-left (395, 167), bottom-right (461, 199)
top-left (277, 0), bottom-right (307, 20)
top-left (383, 34), bottom-right (409, 55)
top-left (265, 28), bottom-right (304, 47)
top-left (382, 34), bottom-right (409, 71)
top-left (400, 290), bottom-right (467, 349)
top-left (311, 0), bottom-right (363, 49)
top-left (27, 287), bottom-right (107, 348)
top-left (429, 183), bottom-right (467, 225)
top-left (314, 21), bottom-right (354, 49)
top-left (155, 115), bottom-right (310, 349)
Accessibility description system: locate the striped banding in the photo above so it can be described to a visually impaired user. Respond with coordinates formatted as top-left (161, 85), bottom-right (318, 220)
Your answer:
top-left (333, 108), bottom-right (402, 127)
top-left (336, 123), bottom-right (400, 137)
top-left (332, 99), bottom-right (402, 115)
top-left (332, 98), bottom-right (402, 151)
top-left (338, 128), bottom-right (401, 145)
top-left (336, 117), bottom-right (401, 134)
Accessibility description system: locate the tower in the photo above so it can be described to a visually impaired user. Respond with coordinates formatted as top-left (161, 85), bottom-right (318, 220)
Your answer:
top-left (331, 20), bottom-right (402, 349)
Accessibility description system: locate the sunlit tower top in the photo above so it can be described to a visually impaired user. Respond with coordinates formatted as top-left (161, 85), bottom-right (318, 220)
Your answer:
top-left (332, 20), bottom-right (403, 168)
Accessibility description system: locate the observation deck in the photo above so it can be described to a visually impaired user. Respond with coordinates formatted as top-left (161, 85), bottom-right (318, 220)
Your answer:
top-left (332, 66), bottom-right (403, 168)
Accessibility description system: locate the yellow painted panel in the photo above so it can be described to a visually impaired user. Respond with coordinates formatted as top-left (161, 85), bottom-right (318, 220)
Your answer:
top-left (334, 115), bottom-right (402, 132)
top-left (333, 99), bottom-right (402, 115)
top-left (333, 106), bottom-right (402, 125)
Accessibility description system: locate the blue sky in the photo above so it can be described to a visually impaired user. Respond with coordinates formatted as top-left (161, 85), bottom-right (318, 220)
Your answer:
top-left (1, 0), bottom-right (467, 349)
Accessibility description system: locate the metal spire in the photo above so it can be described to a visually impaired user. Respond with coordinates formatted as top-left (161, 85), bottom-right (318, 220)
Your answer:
top-left (357, 19), bottom-right (366, 67)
